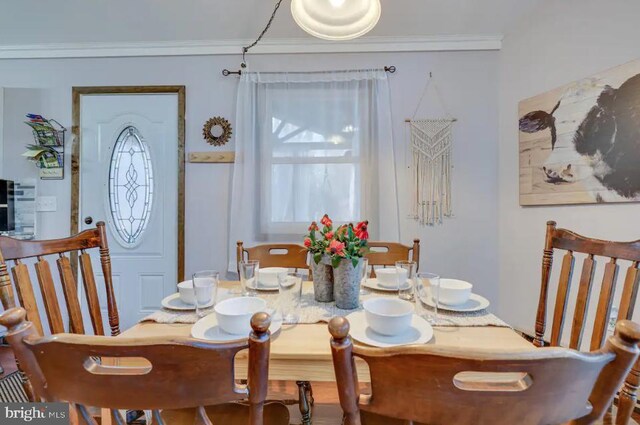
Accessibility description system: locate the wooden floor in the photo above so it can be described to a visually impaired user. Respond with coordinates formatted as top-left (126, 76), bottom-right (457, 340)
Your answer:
top-left (269, 381), bottom-right (342, 424)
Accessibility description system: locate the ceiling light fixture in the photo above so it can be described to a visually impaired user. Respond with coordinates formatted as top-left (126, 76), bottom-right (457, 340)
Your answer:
top-left (291, 0), bottom-right (382, 41)
top-left (221, 0), bottom-right (384, 76)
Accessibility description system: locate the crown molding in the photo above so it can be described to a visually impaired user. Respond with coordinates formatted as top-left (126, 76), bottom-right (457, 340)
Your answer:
top-left (0, 35), bottom-right (502, 59)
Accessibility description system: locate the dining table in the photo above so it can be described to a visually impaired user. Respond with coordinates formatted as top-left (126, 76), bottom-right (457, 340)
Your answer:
top-left (117, 280), bottom-right (533, 424)
top-left (124, 280), bottom-right (533, 379)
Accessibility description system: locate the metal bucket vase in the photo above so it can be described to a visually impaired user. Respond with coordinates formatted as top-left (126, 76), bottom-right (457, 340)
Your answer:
top-left (310, 256), bottom-right (334, 302)
top-left (333, 258), bottom-right (363, 310)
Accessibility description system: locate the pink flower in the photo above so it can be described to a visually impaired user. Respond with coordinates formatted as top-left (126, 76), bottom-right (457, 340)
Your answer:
top-left (308, 222), bottom-right (319, 232)
top-left (320, 214), bottom-right (333, 228)
top-left (355, 221), bottom-right (369, 240)
top-left (327, 240), bottom-right (345, 257)
top-left (325, 231), bottom-right (334, 240)
top-left (303, 237), bottom-right (312, 248)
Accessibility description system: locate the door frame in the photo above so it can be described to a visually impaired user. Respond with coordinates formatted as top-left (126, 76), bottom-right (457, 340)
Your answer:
top-left (71, 86), bottom-right (186, 281)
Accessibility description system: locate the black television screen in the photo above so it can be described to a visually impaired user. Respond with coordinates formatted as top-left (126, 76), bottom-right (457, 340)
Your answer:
top-left (0, 179), bottom-right (15, 232)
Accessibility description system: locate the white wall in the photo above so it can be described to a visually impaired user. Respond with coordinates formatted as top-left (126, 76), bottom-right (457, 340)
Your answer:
top-left (0, 50), bottom-right (500, 303)
top-left (498, 0), bottom-right (640, 333)
top-left (2, 88), bottom-right (69, 236)
top-left (0, 87), bottom-right (3, 178)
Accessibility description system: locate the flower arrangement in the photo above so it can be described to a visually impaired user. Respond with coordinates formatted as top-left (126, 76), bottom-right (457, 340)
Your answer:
top-left (304, 214), bottom-right (335, 266)
top-left (304, 214), bottom-right (369, 268)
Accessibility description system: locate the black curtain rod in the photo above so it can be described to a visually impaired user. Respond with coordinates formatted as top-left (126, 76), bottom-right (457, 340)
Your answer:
top-left (222, 65), bottom-right (396, 77)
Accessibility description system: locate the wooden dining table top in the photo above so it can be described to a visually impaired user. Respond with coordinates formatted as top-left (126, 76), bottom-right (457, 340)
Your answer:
top-left (121, 281), bottom-right (534, 382)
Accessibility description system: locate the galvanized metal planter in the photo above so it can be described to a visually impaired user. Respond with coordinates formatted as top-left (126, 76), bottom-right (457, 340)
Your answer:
top-left (310, 255), bottom-right (334, 302)
top-left (332, 258), bottom-right (363, 310)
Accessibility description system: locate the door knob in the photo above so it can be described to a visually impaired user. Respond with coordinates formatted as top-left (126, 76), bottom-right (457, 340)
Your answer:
top-left (84, 216), bottom-right (93, 225)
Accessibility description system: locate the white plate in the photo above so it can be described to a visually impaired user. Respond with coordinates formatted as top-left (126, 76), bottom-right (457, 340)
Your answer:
top-left (345, 311), bottom-right (433, 348)
top-left (420, 288), bottom-right (490, 312)
top-left (362, 278), bottom-right (411, 292)
top-left (245, 276), bottom-right (280, 292)
top-left (161, 292), bottom-right (215, 311)
top-left (161, 288), bottom-right (231, 311)
top-left (191, 312), bottom-right (283, 342)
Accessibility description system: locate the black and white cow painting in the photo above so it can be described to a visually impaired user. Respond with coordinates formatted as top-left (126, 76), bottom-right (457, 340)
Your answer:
top-left (518, 62), bottom-right (640, 205)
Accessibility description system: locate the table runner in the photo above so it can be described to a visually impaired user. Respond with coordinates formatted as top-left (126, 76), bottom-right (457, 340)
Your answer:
top-left (142, 284), bottom-right (508, 328)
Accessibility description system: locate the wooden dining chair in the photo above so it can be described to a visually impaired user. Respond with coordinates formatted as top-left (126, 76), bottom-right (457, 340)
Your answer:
top-left (0, 223), bottom-right (119, 401)
top-left (365, 239), bottom-right (420, 278)
top-left (534, 221), bottom-right (640, 422)
top-left (0, 307), bottom-right (289, 425)
top-left (237, 240), bottom-right (314, 424)
top-left (236, 241), bottom-right (310, 275)
top-left (329, 316), bottom-right (640, 425)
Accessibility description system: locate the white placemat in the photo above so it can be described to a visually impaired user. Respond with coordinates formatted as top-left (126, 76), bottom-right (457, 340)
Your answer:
top-left (141, 284), bottom-right (508, 328)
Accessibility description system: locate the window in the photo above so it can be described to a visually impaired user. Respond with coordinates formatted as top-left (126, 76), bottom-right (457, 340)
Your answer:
top-left (229, 70), bottom-right (399, 269)
top-left (260, 86), bottom-right (364, 235)
top-left (108, 125), bottom-right (154, 247)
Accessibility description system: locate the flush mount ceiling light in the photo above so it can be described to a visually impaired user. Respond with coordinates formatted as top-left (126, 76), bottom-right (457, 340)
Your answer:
top-left (291, 0), bottom-right (382, 41)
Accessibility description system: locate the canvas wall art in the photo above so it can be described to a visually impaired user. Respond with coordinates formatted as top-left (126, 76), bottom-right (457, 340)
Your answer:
top-left (519, 59), bottom-right (640, 205)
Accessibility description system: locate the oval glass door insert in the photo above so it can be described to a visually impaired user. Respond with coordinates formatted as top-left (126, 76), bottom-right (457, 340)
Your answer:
top-left (108, 126), bottom-right (154, 247)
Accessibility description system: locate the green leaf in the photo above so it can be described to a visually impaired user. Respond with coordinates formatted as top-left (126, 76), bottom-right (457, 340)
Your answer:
top-left (348, 225), bottom-right (354, 239)
top-left (310, 232), bottom-right (316, 243)
top-left (313, 252), bottom-right (322, 265)
top-left (352, 258), bottom-right (358, 268)
top-left (332, 256), bottom-right (341, 268)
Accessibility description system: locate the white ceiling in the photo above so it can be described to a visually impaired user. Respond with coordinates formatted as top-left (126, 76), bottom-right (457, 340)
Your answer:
top-left (0, 0), bottom-right (540, 46)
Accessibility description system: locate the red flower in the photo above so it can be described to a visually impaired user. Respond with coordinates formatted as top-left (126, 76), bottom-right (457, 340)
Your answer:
top-left (320, 214), bottom-right (333, 228)
top-left (303, 237), bottom-right (312, 248)
top-left (308, 222), bottom-right (319, 232)
top-left (327, 240), bottom-right (345, 257)
top-left (355, 221), bottom-right (369, 240)
top-left (325, 231), bottom-right (334, 240)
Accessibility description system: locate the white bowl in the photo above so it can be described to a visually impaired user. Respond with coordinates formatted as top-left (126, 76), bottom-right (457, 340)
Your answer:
top-left (363, 298), bottom-right (414, 336)
top-left (259, 267), bottom-right (288, 287)
top-left (435, 279), bottom-right (473, 306)
top-left (177, 280), bottom-right (212, 305)
top-left (214, 297), bottom-right (267, 335)
top-left (376, 268), bottom-right (408, 288)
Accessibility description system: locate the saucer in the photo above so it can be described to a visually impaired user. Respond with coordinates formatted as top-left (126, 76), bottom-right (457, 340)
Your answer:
top-left (191, 312), bottom-right (283, 342)
top-left (420, 288), bottom-right (490, 312)
top-left (362, 278), bottom-right (411, 292)
top-left (245, 277), bottom-right (279, 292)
top-left (345, 311), bottom-right (433, 348)
top-left (161, 292), bottom-right (215, 311)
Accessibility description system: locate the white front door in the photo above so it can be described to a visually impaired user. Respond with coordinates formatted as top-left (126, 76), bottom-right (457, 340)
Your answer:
top-left (79, 93), bottom-right (180, 329)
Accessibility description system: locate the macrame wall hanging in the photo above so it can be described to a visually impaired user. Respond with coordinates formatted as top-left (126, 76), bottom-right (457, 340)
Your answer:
top-left (406, 73), bottom-right (457, 226)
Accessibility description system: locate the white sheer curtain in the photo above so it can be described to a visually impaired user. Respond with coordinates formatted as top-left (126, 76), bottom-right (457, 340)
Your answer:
top-left (228, 69), bottom-right (399, 271)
